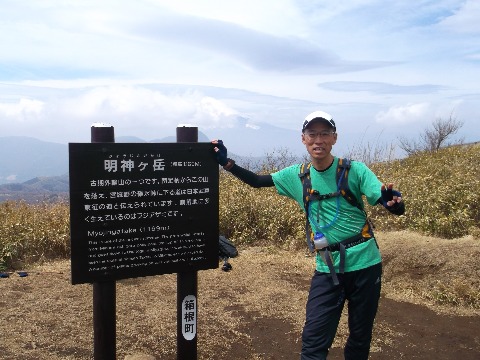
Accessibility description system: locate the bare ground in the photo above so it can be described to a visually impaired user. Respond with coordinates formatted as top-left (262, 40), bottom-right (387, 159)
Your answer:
top-left (0, 231), bottom-right (479, 359)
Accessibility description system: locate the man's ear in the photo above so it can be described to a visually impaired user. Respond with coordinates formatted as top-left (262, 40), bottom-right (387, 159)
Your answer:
top-left (301, 133), bottom-right (307, 145)
top-left (332, 132), bottom-right (338, 145)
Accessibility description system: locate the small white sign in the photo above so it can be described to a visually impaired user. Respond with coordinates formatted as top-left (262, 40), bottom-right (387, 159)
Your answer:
top-left (181, 295), bottom-right (197, 340)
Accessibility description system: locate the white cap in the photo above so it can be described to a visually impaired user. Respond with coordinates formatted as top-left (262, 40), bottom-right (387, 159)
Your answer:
top-left (302, 111), bottom-right (336, 132)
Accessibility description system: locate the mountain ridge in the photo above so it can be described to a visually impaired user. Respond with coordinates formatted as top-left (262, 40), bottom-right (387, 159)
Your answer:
top-left (0, 122), bottom-right (305, 186)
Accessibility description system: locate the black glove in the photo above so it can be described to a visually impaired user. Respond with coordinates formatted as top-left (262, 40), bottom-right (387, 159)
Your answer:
top-left (213, 140), bottom-right (228, 166)
top-left (381, 187), bottom-right (405, 215)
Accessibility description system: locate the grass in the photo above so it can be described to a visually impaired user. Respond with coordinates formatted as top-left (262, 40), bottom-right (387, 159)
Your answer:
top-left (367, 144), bottom-right (480, 238)
top-left (219, 143), bottom-right (480, 242)
top-left (0, 200), bottom-right (70, 270)
top-left (377, 231), bottom-right (480, 311)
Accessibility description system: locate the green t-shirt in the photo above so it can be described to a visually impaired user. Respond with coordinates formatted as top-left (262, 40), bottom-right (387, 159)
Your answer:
top-left (271, 157), bottom-right (383, 273)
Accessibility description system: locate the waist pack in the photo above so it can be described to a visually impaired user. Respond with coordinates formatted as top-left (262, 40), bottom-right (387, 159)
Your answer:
top-left (219, 235), bottom-right (238, 272)
top-left (319, 233), bottom-right (374, 285)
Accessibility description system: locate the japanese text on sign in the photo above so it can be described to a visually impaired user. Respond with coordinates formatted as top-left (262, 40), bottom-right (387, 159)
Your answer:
top-left (181, 295), bottom-right (197, 340)
top-left (69, 143), bottom-right (219, 284)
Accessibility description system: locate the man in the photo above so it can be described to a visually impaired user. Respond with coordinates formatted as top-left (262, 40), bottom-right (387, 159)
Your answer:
top-left (212, 110), bottom-right (404, 360)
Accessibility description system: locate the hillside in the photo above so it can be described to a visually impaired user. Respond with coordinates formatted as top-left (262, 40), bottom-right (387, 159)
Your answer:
top-left (367, 143), bottom-right (480, 238)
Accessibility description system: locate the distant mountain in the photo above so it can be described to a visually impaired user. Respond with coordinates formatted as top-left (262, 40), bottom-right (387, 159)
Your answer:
top-left (22, 174), bottom-right (69, 192)
top-left (148, 129), bottom-right (211, 143)
top-left (0, 174), bottom-right (69, 202)
top-left (0, 121), bottom-right (307, 202)
top-left (203, 119), bottom-right (306, 158)
top-left (1, 122), bottom-right (305, 181)
top-left (0, 133), bottom-right (210, 186)
top-left (0, 136), bottom-right (68, 185)
top-left (114, 136), bottom-right (148, 143)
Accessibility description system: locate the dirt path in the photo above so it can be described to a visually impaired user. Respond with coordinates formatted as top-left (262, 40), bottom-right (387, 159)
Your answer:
top-left (1, 247), bottom-right (479, 359)
top-left (226, 297), bottom-right (480, 360)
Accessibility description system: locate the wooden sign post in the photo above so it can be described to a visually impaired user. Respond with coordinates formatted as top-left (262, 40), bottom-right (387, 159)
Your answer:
top-left (91, 124), bottom-right (116, 360)
top-left (69, 125), bottom-right (219, 360)
top-left (176, 125), bottom-right (199, 359)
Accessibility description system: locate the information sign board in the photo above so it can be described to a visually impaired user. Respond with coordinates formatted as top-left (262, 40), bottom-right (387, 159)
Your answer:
top-left (69, 143), bottom-right (219, 284)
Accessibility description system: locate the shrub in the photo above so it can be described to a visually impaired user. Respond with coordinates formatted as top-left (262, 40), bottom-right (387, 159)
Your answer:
top-left (368, 144), bottom-right (480, 238)
top-left (219, 143), bottom-right (480, 244)
top-left (219, 172), bottom-right (304, 247)
top-left (0, 200), bottom-right (70, 269)
top-left (1, 143), bottom-right (478, 269)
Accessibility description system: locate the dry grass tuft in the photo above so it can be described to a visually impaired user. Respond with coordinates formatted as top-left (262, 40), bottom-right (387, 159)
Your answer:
top-left (369, 144), bottom-right (480, 238)
top-left (378, 231), bottom-right (480, 312)
top-left (0, 200), bottom-right (70, 270)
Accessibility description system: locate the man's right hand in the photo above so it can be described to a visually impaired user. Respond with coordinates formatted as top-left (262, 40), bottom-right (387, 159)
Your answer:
top-left (212, 139), bottom-right (228, 166)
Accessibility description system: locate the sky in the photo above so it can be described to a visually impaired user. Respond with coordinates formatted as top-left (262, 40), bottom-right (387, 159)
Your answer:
top-left (0, 0), bottom-right (479, 157)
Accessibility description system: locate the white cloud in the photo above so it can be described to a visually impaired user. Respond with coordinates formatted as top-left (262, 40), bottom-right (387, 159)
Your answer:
top-left (465, 53), bottom-right (480, 61)
top-left (0, 98), bottom-right (44, 120)
top-left (0, 85), bottom-right (242, 141)
top-left (0, 0), bottom-right (478, 151)
top-left (147, 0), bottom-right (305, 37)
top-left (318, 81), bottom-right (447, 95)
top-left (246, 123), bottom-right (260, 130)
top-left (375, 103), bottom-right (431, 125)
top-left (438, 0), bottom-right (480, 34)
top-left (193, 97), bottom-right (237, 127)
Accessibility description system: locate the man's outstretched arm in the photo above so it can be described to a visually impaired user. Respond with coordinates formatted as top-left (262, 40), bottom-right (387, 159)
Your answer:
top-left (212, 139), bottom-right (274, 188)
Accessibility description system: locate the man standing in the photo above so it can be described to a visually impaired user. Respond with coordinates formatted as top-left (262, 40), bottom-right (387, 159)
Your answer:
top-left (213, 110), bottom-right (404, 360)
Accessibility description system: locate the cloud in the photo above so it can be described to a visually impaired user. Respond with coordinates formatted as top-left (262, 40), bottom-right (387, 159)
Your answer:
top-left (119, 8), bottom-right (395, 74)
top-left (192, 96), bottom-right (238, 127)
top-left (318, 81), bottom-right (448, 95)
top-left (0, 85), bottom-right (242, 141)
top-left (150, 0), bottom-right (306, 36)
top-left (438, 0), bottom-right (480, 34)
top-left (0, 0), bottom-right (399, 81)
top-left (69, 86), bottom-right (238, 130)
top-left (465, 53), bottom-right (480, 61)
top-left (246, 123), bottom-right (260, 130)
top-left (375, 103), bottom-right (431, 125)
top-left (0, 174), bottom-right (18, 182)
top-left (0, 1), bottom-right (478, 151)
top-left (0, 98), bottom-right (44, 120)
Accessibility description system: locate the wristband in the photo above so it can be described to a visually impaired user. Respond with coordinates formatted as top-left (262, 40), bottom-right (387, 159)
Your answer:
top-left (223, 159), bottom-right (235, 171)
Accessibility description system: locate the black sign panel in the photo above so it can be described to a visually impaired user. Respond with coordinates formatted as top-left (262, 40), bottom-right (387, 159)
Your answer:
top-left (69, 143), bottom-right (219, 284)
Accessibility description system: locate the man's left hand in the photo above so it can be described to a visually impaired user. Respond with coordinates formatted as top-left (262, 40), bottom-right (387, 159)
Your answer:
top-left (381, 183), bottom-right (402, 206)
top-left (380, 183), bottom-right (405, 215)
